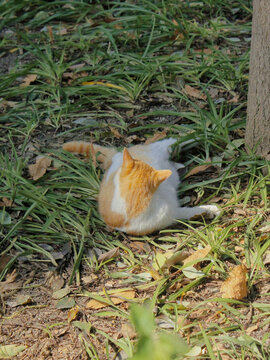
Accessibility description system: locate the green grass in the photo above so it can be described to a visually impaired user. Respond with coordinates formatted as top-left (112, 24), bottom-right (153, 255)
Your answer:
top-left (1, 0), bottom-right (269, 359)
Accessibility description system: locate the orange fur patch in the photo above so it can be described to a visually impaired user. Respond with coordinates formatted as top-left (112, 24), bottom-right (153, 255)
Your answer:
top-left (119, 149), bottom-right (171, 220)
top-left (63, 141), bottom-right (117, 169)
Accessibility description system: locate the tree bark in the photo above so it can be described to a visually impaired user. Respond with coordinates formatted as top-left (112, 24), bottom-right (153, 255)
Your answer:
top-left (245, 0), bottom-right (270, 156)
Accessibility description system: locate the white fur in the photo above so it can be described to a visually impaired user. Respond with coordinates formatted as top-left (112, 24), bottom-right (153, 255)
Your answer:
top-left (111, 170), bottom-right (127, 220)
top-left (108, 138), bottom-right (220, 234)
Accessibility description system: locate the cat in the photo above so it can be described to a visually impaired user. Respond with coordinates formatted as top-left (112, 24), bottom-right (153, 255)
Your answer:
top-left (63, 138), bottom-right (220, 235)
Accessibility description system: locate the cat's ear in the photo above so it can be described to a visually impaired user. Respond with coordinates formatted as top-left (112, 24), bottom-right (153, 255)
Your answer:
top-left (154, 169), bottom-right (172, 185)
top-left (122, 148), bottom-right (134, 170)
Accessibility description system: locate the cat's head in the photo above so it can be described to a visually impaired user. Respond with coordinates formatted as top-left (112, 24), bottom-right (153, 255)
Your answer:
top-left (117, 148), bottom-right (171, 219)
top-left (120, 148), bottom-right (172, 190)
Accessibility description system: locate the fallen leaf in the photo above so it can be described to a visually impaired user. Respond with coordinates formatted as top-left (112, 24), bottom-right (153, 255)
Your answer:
top-left (72, 321), bottom-right (92, 333)
top-left (20, 74), bottom-right (37, 87)
top-left (182, 266), bottom-right (205, 279)
top-left (82, 81), bottom-right (125, 91)
top-left (183, 246), bottom-right (211, 267)
top-left (263, 250), bottom-right (270, 266)
top-left (0, 270), bottom-right (19, 294)
top-left (67, 305), bottom-right (80, 322)
top-left (56, 28), bottom-right (67, 35)
top-left (82, 273), bottom-right (98, 284)
top-left (69, 63), bottom-right (85, 70)
top-left (184, 162), bottom-right (212, 178)
top-left (246, 324), bottom-right (258, 335)
top-left (56, 296), bottom-right (76, 309)
top-left (184, 85), bottom-right (207, 100)
top-left (164, 250), bottom-right (190, 268)
top-left (15, 295), bottom-right (33, 306)
top-left (0, 344), bottom-right (26, 358)
top-left (152, 252), bottom-right (167, 271)
top-left (128, 241), bottom-right (147, 253)
top-left (125, 135), bottom-right (141, 144)
top-left (1, 197), bottom-right (14, 207)
top-left (0, 100), bottom-right (18, 109)
top-left (52, 286), bottom-right (70, 299)
top-left (46, 273), bottom-right (65, 291)
top-left (234, 208), bottom-right (247, 216)
top-left (144, 130), bottom-right (168, 145)
top-left (220, 264), bottom-right (248, 300)
top-left (109, 127), bottom-right (122, 139)
top-left (28, 157), bottom-right (52, 180)
top-left (258, 222), bottom-right (270, 233)
top-left (86, 289), bottom-right (135, 310)
top-left (121, 322), bottom-right (136, 339)
top-left (98, 247), bottom-right (120, 263)
top-left (228, 94), bottom-right (239, 103)
top-left (0, 255), bottom-right (12, 272)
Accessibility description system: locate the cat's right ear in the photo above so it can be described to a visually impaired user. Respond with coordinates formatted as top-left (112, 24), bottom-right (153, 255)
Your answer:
top-left (122, 148), bottom-right (134, 170)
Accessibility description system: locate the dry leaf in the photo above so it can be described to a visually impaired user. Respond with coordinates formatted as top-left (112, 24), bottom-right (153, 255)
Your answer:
top-left (98, 247), bottom-right (120, 263)
top-left (15, 295), bottom-right (33, 306)
top-left (164, 250), bottom-right (190, 268)
top-left (220, 264), bottom-right (248, 300)
top-left (184, 85), bottom-right (207, 100)
top-left (82, 81), bottom-right (125, 91)
top-left (46, 273), bottom-right (65, 291)
top-left (125, 135), bottom-right (141, 144)
top-left (144, 130), bottom-right (168, 145)
top-left (20, 74), bottom-right (37, 87)
top-left (0, 254), bottom-right (12, 272)
top-left (246, 324), bottom-right (258, 335)
top-left (183, 246), bottom-right (211, 267)
top-left (69, 63), bottom-right (86, 70)
top-left (28, 157), bottom-right (52, 180)
top-left (47, 25), bottom-right (54, 42)
top-left (184, 162), bottom-right (212, 178)
top-left (86, 289), bottom-right (135, 310)
top-left (67, 305), bottom-right (80, 322)
top-left (121, 322), bottom-right (136, 339)
top-left (228, 94), bottom-right (239, 103)
top-left (56, 28), bottom-right (67, 35)
top-left (0, 270), bottom-right (21, 294)
top-left (109, 127), bottom-right (122, 139)
top-left (1, 197), bottom-right (14, 207)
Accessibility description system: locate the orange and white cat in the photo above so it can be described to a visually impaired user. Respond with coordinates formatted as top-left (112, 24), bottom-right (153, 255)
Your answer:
top-left (63, 138), bottom-right (220, 235)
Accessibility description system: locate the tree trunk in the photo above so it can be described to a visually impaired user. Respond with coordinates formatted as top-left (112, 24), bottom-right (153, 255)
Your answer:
top-left (245, 0), bottom-right (270, 157)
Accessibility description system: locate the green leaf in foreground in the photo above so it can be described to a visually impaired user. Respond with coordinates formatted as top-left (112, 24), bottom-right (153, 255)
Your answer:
top-left (129, 304), bottom-right (190, 360)
top-left (0, 344), bottom-right (26, 358)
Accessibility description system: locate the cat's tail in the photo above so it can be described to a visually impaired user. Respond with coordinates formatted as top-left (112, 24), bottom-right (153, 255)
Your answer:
top-left (62, 141), bottom-right (117, 169)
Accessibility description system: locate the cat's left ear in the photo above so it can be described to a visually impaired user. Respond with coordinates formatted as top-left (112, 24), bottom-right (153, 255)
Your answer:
top-left (155, 169), bottom-right (172, 185)
top-left (122, 148), bottom-right (134, 170)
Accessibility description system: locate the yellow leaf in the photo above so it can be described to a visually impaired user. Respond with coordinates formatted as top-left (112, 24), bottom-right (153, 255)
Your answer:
top-left (81, 81), bottom-right (125, 91)
top-left (28, 157), bottom-right (51, 180)
top-left (67, 305), bottom-right (80, 323)
top-left (86, 289), bottom-right (135, 310)
top-left (182, 246), bottom-right (211, 267)
top-left (220, 264), bottom-right (248, 300)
